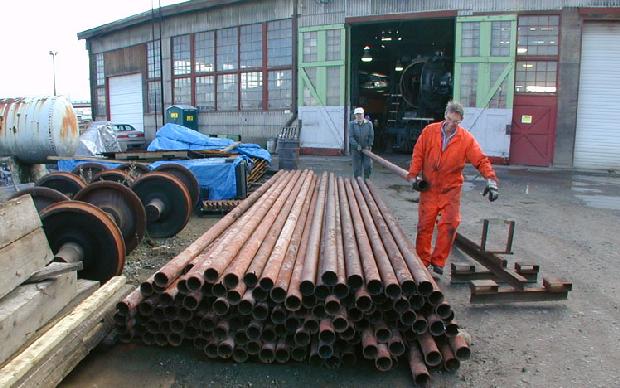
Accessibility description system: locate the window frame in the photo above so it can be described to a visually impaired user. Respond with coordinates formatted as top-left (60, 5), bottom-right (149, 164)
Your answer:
top-left (514, 13), bottom-right (561, 96)
top-left (170, 18), bottom-right (293, 112)
top-left (94, 53), bottom-right (106, 118)
top-left (146, 40), bottom-right (162, 113)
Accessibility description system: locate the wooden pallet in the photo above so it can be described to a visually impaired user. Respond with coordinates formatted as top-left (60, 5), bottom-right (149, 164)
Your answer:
top-left (101, 150), bottom-right (191, 161)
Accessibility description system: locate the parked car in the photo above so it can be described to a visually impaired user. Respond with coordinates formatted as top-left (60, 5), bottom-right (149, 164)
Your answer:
top-left (86, 121), bottom-right (146, 152)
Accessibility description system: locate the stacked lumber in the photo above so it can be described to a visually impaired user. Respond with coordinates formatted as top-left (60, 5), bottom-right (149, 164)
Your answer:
top-left (0, 195), bottom-right (129, 387)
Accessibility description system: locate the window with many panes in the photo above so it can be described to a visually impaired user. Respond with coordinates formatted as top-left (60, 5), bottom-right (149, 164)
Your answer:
top-left (515, 15), bottom-right (559, 94)
top-left (95, 86), bottom-right (106, 118)
top-left (517, 15), bottom-right (559, 56)
top-left (515, 61), bottom-right (557, 93)
top-left (459, 63), bottom-right (478, 107)
top-left (147, 40), bottom-right (162, 113)
top-left (489, 63), bottom-right (508, 107)
top-left (240, 24), bottom-right (263, 69)
top-left (96, 53), bottom-right (105, 86)
top-left (241, 72), bottom-right (263, 110)
top-left (196, 76), bottom-right (215, 111)
top-left (326, 29), bottom-right (341, 61)
top-left (491, 21), bottom-right (512, 57)
top-left (174, 77), bottom-right (192, 105)
top-left (268, 70), bottom-right (292, 109)
top-left (173, 35), bottom-right (191, 75)
top-left (303, 31), bottom-right (318, 63)
top-left (94, 53), bottom-right (106, 117)
top-left (217, 28), bottom-right (238, 72)
top-left (195, 31), bottom-right (215, 73)
top-left (268, 20), bottom-right (292, 67)
top-left (461, 22), bottom-right (480, 57)
top-left (170, 19), bottom-right (292, 112)
top-left (217, 74), bottom-right (238, 110)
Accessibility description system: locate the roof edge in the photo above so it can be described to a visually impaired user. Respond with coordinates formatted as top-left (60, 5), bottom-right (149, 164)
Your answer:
top-left (77, 0), bottom-right (248, 40)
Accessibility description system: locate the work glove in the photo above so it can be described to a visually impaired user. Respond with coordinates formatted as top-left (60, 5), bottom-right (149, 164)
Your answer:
top-left (483, 179), bottom-right (499, 202)
top-left (411, 177), bottom-right (429, 192)
top-left (357, 145), bottom-right (362, 151)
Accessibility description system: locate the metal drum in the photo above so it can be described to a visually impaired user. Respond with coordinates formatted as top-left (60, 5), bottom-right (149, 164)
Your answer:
top-left (0, 96), bottom-right (79, 163)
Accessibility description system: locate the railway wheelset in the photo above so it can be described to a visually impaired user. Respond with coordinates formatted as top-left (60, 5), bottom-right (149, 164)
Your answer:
top-left (10, 162), bottom-right (199, 283)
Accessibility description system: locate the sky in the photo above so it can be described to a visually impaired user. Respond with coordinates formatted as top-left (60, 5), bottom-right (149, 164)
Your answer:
top-left (0, 0), bottom-right (185, 102)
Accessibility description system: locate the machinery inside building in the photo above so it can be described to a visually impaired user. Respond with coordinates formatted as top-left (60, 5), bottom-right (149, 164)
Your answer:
top-left (350, 19), bottom-right (455, 152)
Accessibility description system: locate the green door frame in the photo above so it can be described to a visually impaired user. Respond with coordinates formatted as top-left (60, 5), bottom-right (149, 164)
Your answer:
top-left (298, 24), bottom-right (347, 106)
top-left (454, 15), bottom-right (517, 108)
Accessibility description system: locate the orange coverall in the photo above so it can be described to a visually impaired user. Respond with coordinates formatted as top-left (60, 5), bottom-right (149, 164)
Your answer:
top-left (407, 121), bottom-right (497, 268)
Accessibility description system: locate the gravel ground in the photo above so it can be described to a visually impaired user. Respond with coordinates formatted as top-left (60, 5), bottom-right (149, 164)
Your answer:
top-left (60, 154), bottom-right (620, 387)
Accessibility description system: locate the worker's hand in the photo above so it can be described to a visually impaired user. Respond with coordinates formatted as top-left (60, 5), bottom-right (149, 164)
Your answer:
top-left (483, 179), bottom-right (499, 202)
top-left (411, 177), bottom-right (429, 192)
top-left (357, 145), bottom-right (362, 151)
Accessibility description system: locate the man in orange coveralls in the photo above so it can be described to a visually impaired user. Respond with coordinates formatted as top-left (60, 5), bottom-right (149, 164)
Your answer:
top-left (406, 101), bottom-right (499, 276)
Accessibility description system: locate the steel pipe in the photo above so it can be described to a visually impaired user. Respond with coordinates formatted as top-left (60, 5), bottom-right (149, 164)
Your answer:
top-left (152, 171), bottom-right (286, 289)
top-left (407, 343), bottom-right (431, 386)
top-left (257, 172), bottom-right (315, 290)
top-left (336, 177), bottom-right (364, 290)
top-left (271, 178), bottom-right (317, 303)
top-left (417, 332), bottom-right (442, 366)
top-left (350, 179), bottom-right (401, 299)
top-left (361, 150), bottom-right (409, 180)
top-left (343, 179), bottom-right (383, 295)
top-left (365, 181), bottom-right (434, 296)
top-left (300, 172), bottom-right (329, 296)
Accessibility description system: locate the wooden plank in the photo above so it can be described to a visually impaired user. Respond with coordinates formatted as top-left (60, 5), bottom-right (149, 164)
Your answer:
top-left (24, 262), bottom-right (83, 284)
top-left (0, 228), bottom-right (53, 300)
top-left (0, 279), bottom-right (100, 371)
top-left (19, 284), bottom-right (131, 388)
top-left (0, 276), bottom-right (127, 388)
top-left (0, 272), bottom-right (78, 365)
top-left (0, 195), bottom-right (41, 249)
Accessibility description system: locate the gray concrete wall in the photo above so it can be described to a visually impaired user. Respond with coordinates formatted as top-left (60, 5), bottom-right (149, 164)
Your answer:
top-left (554, 8), bottom-right (582, 168)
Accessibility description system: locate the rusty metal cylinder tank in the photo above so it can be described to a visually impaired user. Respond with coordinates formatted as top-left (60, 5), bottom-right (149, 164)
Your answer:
top-left (0, 96), bottom-right (79, 163)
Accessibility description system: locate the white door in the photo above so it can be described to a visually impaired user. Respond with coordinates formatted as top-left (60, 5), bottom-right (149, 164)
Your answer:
top-left (574, 23), bottom-right (620, 170)
top-left (108, 73), bottom-right (144, 131)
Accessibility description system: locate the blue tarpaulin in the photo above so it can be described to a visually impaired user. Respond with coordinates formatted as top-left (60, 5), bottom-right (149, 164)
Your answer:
top-left (147, 123), bottom-right (272, 163)
top-left (57, 157), bottom-right (244, 200)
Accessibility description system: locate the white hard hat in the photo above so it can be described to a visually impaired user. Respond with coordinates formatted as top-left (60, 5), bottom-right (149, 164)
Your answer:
top-left (354, 107), bottom-right (364, 115)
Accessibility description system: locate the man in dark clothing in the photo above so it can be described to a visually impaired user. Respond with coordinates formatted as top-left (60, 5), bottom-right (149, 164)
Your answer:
top-left (349, 107), bottom-right (374, 179)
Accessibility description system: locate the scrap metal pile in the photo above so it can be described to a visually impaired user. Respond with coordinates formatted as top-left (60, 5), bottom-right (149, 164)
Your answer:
top-left (115, 170), bottom-right (470, 385)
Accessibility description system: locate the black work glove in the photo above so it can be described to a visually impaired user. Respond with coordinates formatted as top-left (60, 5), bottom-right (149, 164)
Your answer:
top-left (483, 179), bottom-right (499, 202)
top-left (411, 177), bottom-right (429, 192)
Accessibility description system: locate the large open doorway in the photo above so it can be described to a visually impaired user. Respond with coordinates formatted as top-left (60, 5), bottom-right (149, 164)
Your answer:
top-left (350, 19), bottom-right (455, 152)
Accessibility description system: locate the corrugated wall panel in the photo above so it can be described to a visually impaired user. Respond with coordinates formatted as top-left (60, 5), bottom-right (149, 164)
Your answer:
top-left (91, 0), bottom-right (292, 53)
top-left (345, 0), bottom-right (620, 17)
top-left (198, 111), bottom-right (293, 144)
top-left (299, 0), bottom-right (345, 27)
top-left (574, 23), bottom-right (620, 169)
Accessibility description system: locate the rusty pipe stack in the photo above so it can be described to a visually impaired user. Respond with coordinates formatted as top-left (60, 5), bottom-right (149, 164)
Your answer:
top-left (114, 170), bottom-right (471, 385)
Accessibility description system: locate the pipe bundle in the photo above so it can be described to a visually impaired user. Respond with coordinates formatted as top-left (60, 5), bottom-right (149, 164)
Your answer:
top-left (115, 170), bottom-right (471, 385)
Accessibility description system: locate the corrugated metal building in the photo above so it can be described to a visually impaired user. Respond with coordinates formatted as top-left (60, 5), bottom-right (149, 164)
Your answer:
top-left (78, 0), bottom-right (620, 169)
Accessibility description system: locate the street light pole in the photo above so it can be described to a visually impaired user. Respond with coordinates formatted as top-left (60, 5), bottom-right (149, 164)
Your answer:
top-left (49, 50), bottom-right (58, 96)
